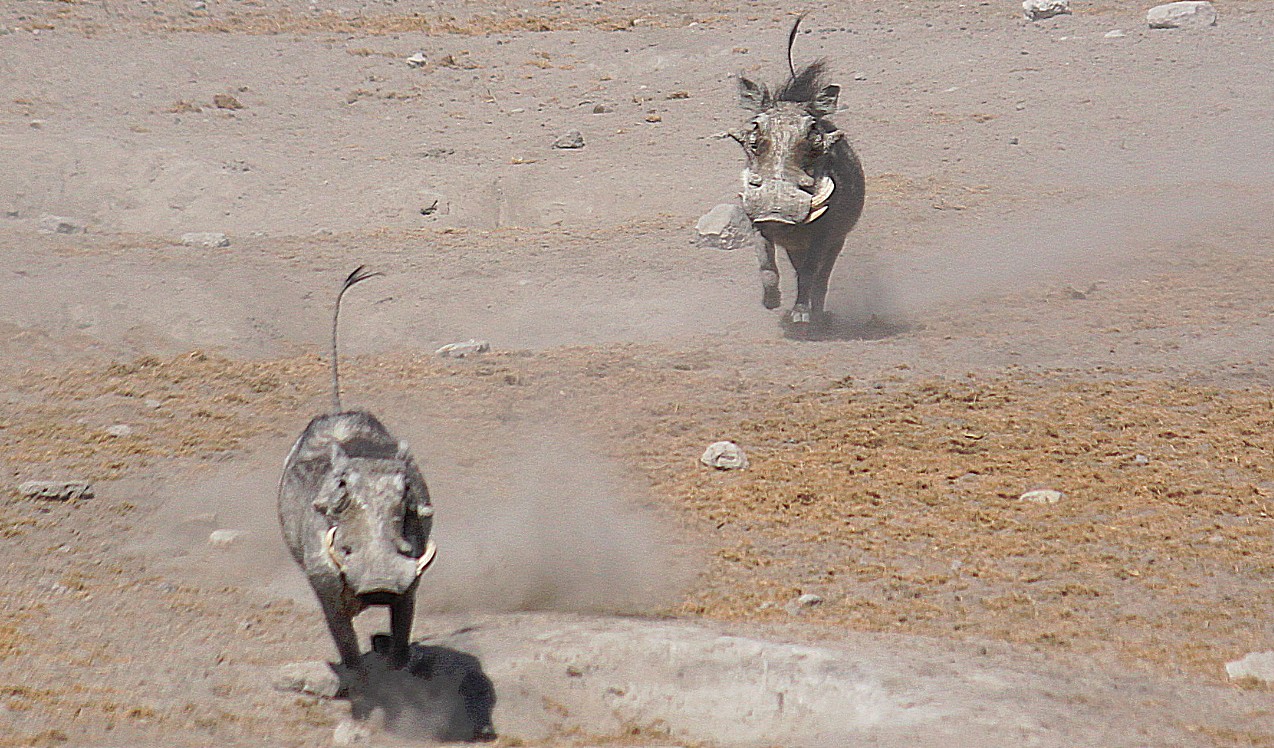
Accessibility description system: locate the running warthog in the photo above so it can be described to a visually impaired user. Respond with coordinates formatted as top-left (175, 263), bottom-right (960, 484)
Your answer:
top-left (278, 267), bottom-right (437, 691)
top-left (728, 17), bottom-right (865, 324)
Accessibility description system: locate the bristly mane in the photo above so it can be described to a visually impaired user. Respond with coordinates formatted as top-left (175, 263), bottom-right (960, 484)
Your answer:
top-left (776, 59), bottom-right (830, 103)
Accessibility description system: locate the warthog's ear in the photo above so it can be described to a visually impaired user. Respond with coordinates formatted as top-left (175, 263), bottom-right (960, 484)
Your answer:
top-left (396, 440), bottom-right (411, 461)
top-left (738, 76), bottom-right (770, 112)
top-left (809, 84), bottom-right (840, 117)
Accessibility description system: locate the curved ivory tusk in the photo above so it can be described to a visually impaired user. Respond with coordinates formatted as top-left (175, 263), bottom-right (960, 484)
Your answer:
top-left (810, 177), bottom-right (835, 209)
top-left (805, 204), bottom-right (830, 223)
top-left (415, 539), bottom-right (438, 577)
top-left (322, 526), bottom-right (346, 572)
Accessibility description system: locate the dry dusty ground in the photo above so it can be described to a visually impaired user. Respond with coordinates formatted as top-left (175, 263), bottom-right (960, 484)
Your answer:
top-left (1, 0), bottom-right (1273, 745)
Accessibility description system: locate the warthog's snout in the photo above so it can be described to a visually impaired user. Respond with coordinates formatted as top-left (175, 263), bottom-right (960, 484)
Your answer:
top-left (742, 175), bottom-right (835, 225)
top-left (322, 525), bottom-right (437, 597)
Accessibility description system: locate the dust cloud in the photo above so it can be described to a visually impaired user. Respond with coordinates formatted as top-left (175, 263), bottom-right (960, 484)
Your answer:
top-left (829, 173), bottom-right (1274, 326)
top-left (123, 411), bottom-right (694, 620)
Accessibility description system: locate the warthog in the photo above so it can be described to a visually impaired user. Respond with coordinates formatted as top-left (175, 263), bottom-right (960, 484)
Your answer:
top-left (728, 16), bottom-right (865, 324)
top-left (278, 267), bottom-right (436, 689)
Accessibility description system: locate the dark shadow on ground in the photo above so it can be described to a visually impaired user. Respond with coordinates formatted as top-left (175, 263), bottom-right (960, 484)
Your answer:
top-left (356, 639), bottom-right (498, 742)
top-left (781, 312), bottom-right (911, 342)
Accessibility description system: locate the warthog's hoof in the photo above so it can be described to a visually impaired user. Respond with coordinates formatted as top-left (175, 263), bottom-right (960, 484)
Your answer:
top-left (788, 307), bottom-right (812, 324)
top-left (762, 286), bottom-right (781, 310)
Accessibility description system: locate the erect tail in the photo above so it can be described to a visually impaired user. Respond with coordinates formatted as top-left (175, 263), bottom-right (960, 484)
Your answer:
top-left (787, 12), bottom-right (808, 80)
top-left (330, 265), bottom-right (383, 413)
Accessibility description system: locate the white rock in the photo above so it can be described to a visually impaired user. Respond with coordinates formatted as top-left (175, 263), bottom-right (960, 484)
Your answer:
top-left (208, 529), bottom-right (246, 548)
top-left (700, 441), bottom-right (748, 470)
top-left (180, 232), bottom-right (231, 248)
top-left (1147, 1), bottom-right (1216, 29)
top-left (18, 480), bottom-right (94, 501)
top-left (1104, 29), bottom-right (1127, 38)
top-left (1019, 489), bottom-right (1065, 504)
top-left (1023, 0), bottom-right (1070, 21)
top-left (1227, 652), bottom-right (1274, 683)
top-left (435, 339), bottom-right (490, 358)
top-left (332, 719), bottom-right (372, 746)
top-left (784, 593), bottom-right (825, 615)
top-left (695, 203), bottom-right (763, 252)
top-left (38, 215), bottom-right (85, 234)
top-left (105, 424), bottom-right (134, 438)
top-left (405, 51), bottom-right (427, 67)
top-left (553, 130), bottom-right (586, 149)
top-left (271, 661), bottom-right (343, 698)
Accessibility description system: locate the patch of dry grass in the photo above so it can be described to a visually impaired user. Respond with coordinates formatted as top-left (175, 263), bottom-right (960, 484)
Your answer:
top-left (662, 373), bottom-right (1274, 678)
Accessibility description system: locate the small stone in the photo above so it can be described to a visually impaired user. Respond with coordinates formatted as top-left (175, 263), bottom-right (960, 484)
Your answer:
top-left (38, 215), bottom-right (85, 234)
top-left (700, 441), bottom-right (748, 470)
top-left (435, 339), bottom-right (490, 358)
top-left (105, 424), bottom-right (134, 438)
top-left (145, 398), bottom-right (163, 409)
top-left (1104, 29), bottom-right (1127, 38)
top-left (272, 661), bottom-right (343, 698)
top-left (332, 718), bottom-right (372, 746)
top-left (1132, 454), bottom-right (1150, 465)
top-left (1227, 652), bottom-right (1274, 684)
top-left (695, 203), bottom-right (763, 252)
top-left (552, 130), bottom-right (585, 149)
top-left (212, 93), bottom-right (244, 110)
top-left (405, 51), bottom-right (427, 68)
top-left (784, 593), bottom-right (825, 615)
top-left (1023, 0), bottom-right (1070, 21)
top-left (645, 113), bottom-right (663, 123)
top-left (592, 104), bottom-right (610, 114)
top-left (208, 529), bottom-right (245, 548)
top-left (1019, 489), bottom-right (1065, 504)
top-left (180, 232), bottom-right (231, 248)
top-left (1147, 1), bottom-right (1216, 29)
top-left (18, 480), bottom-right (94, 501)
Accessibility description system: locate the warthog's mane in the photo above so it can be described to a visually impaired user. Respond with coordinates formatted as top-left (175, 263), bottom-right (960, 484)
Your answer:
top-left (775, 59), bottom-right (829, 104)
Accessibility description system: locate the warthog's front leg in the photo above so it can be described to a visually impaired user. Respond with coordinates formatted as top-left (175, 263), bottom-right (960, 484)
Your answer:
top-left (387, 581), bottom-right (418, 668)
top-left (757, 237), bottom-right (781, 309)
top-left (316, 589), bottom-right (366, 692)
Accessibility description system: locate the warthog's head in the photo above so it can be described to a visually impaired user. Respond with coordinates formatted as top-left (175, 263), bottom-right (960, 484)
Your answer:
top-left (730, 62), bottom-right (842, 226)
top-left (313, 441), bottom-right (435, 604)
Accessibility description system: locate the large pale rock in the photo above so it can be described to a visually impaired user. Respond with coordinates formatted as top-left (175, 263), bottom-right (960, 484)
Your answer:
top-left (1226, 651), bottom-right (1274, 684)
top-left (18, 480), bottom-right (94, 501)
top-left (180, 231), bottom-right (231, 248)
top-left (695, 203), bottom-right (763, 252)
top-left (701, 441), bottom-right (748, 470)
top-left (1023, 0), bottom-right (1070, 21)
top-left (436, 339), bottom-right (490, 358)
top-left (1147, 1), bottom-right (1216, 29)
top-left (271, 661), bottom-right (343, 698)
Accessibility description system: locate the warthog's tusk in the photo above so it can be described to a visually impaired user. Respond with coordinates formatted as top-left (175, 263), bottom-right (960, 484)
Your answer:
top-left (322, 526), bottom-right (346, 572)
top-left (415, 539), bottom-right (438, 577)
top-left (805, 204), bottom-right (830, 223)
top-left (809, 177), bottom-right (835, 209)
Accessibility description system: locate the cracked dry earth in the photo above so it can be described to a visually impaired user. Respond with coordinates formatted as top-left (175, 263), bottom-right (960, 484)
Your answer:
top-left (2, 0), bottom-right (1274, 745)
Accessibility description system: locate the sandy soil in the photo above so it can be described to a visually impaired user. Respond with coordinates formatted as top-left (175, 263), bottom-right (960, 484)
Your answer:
top-left (1, 0), bottom-right (1273, 745)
